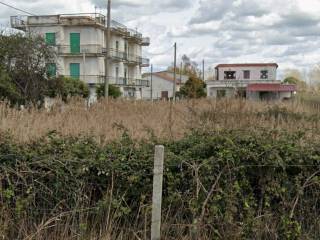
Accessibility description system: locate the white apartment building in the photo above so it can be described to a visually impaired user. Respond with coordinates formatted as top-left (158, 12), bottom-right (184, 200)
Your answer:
top-left (10, 13), bottom-right (150, 101)
top-left (207, 63), bottom-right (296, 100)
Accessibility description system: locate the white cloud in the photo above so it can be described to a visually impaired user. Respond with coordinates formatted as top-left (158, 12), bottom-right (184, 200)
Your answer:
top-left (0, 0), bottom-right (319, 73)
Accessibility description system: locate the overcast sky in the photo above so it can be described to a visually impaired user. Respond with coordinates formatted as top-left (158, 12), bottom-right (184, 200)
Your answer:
top-left (1, 0), bottom-right (320, 78)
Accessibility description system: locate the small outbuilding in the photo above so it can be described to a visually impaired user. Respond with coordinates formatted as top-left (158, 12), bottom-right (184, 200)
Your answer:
top-left (142, 71), bottom-right (189, 100)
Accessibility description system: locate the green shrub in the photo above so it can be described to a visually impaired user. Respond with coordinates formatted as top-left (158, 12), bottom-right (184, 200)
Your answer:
top-left (1, 129), bottom-right (320, 239)
top-left (96, 84), bottom-right (122, 99)
top-left (47, 76), bottom-right (89, 101)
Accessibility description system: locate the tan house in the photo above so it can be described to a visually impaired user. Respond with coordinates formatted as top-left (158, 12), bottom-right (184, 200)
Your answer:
top-left (207, 63), bottom-right (296, 100)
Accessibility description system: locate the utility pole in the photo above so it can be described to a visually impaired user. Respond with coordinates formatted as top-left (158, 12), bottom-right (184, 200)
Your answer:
top-left (180, 62), bottom-right (182, 84)
top-left (202, 59), bottom-right (205, 82)
top-left (104, 0), bottom-right (111, 98)
top-left (150, 64), bottom-right (153, 101)
top-left (173, 42), bottom-right (177, 101)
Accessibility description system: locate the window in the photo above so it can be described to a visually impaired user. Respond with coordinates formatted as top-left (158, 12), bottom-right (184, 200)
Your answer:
top-left (70, 63), bottom-right (80, 79)
top-left (70, 33), bottom-right (80, 54)
top-left (243, 70), bottom-right (250, 79)
top-left (47, 63), bottom-right (56, 77)
top-left (261, 70), bottom-right (268, 79)
top-left (45, 33), bottom-right (56, 46)
top-left (116, 41), bottom-right (119, 51)
top-left (224, 71), bottom-right (236, 80)
top-left (115, 67), bottom-right (119, 83)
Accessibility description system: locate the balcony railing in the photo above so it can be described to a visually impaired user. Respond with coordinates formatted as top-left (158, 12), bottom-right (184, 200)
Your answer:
top-left (111, 77), bottom-right (149, 87)
top-left (109, 49), bottom-right (127, 61)
top-left (56, 44), bottom-right (103, 55)
top-left (140, 57), bottom-right (150, 67)
top-left (10, 16), bottom-right (27, 29)
top-left (107, 48), bottom-right (150, 67)
top-left (61, 75), bottom-right (104, 84)
top-left (207, 79), bottom-right (281, 87)
top-left (11, 15), bottom-right (148, 44)
top-left (59, 75), bottom-right (149, 87)
top-left (141, 37), bottom-right (150, 46)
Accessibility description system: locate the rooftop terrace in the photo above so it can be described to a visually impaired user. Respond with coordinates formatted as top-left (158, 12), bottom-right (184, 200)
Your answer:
top-left (10, 13), bottom-right (149, 42)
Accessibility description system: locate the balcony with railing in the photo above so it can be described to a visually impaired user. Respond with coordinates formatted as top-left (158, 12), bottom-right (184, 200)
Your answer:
top-left (141, 37), bottom-right (150, 46)
top-left (61, 75), bottom-right (104, 84)
top-left (107, 49), bottom-right (150, 67)
top-left (111, 77), bottom-right (149, 87)
top-left (108, 48), bottom-right (127, 61)
top-left (11, 14), bottom-right (149, 46)
top-left (11, 14), bottom-right (106, 30)
top-left (56, 44), bottom-right (103, 55)
top-left (207, 79), bottom-right (281, 88)
top-left (59, 75), bottom-right (149, 87)
top-left (10, 16), bottom-right (28, 30)
top-left (140, 57), bottom-right (150, 67)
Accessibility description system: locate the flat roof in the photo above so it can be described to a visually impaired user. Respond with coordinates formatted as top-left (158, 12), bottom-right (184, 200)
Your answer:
top-left (216, 63), bottom-right (279, 68)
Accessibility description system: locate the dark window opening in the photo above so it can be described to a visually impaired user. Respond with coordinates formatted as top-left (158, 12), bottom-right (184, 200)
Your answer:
top-left (243, 70), bottom-right (250, 79)
top-left (261, 70), bottom-right (268, 79)
top-left (161, 91), bottom-right (169, 100)
top-left (224, 71), bottom-right (236, 80)
top-left (116, 41), bottom-right (119, 51)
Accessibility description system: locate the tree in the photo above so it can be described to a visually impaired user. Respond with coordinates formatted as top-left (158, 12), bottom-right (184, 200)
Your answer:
top-left (0, 66), bottom-right (21, 104)
top-left (96, 84), bottom-right (121, 99)
top-left (47, 77), bottom-right (89, 102)
top-left (0, 33), bottom-right (56, 105)
top-left (308, 65), bottom-right (320, 93)
top-left (283, 69), bottom-right (307, 92)
top-left (180, 75), bottom-right (206, 99)
top-left (167, 54), bottom-right (201, 78)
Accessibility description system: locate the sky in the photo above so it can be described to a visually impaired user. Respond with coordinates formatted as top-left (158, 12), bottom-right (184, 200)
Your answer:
top-left (1, 0), bottom-right (320, 78)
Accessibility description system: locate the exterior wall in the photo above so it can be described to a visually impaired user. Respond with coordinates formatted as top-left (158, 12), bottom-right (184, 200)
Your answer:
top-left (280, 92), bottom-right (292, 100)
top-left (63, 26), bottom-right (105, 47)
top-left (217, 66), bottom-right (277, 81)
top-left (207, 87), bottom-right (235, 98)
top-left (142, 76), bottom-right (174, 100)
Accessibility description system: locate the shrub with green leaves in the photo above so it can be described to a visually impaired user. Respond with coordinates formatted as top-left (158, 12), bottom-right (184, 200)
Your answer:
top-left (96, 84), bottom-right (122, 99)
top-left (47, 76), bottom-right (89, 101)
top-left (1, 129), bottom-right (320, 239)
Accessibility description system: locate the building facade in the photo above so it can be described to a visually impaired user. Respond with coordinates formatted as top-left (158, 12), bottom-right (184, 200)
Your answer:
top-left (207, 63), bottom-right (296, 100)
top-left (142, 71), bottom-right (189, 100)
top-left (10, 13), bottom-right (150, 101)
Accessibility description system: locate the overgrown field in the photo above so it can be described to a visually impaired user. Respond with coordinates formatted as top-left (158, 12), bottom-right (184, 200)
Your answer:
top-left (1, 99), bottom-right (320, 239)
top-left (0, 98), bottom-right (320, 142)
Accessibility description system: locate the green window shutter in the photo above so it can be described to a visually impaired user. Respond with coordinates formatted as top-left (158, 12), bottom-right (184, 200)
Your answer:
top-left (70, 33), bottom-right (80, 54)
top-left (47, 63), bottom-right (56, 77)
top-left (45, 33), bottom-right (56, 46)
top-left (70, 63), bottom-right (80, 79)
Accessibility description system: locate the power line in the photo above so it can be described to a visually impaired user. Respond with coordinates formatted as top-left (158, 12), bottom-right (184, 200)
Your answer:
top-left (0, 1), bottom-right (36, 16)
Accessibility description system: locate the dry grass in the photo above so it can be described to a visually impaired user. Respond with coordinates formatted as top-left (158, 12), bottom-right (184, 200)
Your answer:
top-left (0, 98), bottom-right (319, 143)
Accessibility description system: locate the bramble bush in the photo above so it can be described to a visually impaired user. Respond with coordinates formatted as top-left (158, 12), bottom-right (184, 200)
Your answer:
top-left (1, 127), bottom-right (320, 239)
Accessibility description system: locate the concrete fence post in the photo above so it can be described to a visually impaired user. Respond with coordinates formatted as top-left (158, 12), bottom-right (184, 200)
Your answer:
top-left (151, 145), bottom-right (164, 240)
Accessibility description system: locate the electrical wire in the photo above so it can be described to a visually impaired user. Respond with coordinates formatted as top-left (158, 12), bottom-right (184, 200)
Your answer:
top-left (0, 1), bottom-right (36, 16)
